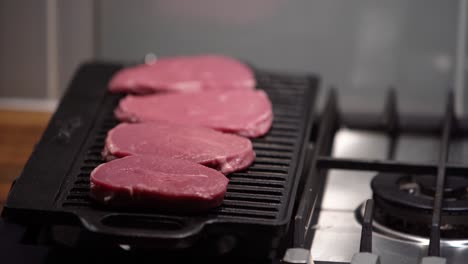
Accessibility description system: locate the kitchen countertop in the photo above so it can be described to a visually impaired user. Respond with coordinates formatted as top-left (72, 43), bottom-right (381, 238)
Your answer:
top-left (0, 110), bottom-right (51, 211)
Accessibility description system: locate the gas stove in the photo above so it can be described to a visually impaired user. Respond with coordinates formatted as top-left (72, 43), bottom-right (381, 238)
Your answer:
top-left (2, 63), bottom-right (468, 264)
top-left (307, 89), bottom-right (468, 264)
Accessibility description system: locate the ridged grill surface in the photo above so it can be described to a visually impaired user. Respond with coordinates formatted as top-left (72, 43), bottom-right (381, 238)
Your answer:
top-left (61, 71), bottom-right (311, 222)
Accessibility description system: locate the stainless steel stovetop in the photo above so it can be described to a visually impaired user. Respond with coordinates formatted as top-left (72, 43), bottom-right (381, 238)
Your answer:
top-left (277, 86), bottom-right (468, 264)
top-left (312, 128), bottom-right (468, 263)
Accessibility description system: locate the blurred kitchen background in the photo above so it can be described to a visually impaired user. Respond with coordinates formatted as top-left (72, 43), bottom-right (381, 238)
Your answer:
top-left (0, 0), bottom-right (466, 208)
top-left (0, 0), bottom-right (463, 111)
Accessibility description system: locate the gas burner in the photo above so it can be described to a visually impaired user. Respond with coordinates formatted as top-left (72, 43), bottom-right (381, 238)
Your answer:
top-left (371, 173), bottom-right (468, 239)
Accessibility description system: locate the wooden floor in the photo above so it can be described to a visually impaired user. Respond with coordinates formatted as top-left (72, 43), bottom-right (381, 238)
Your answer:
top-left (0, 110), bottom-right (51, 211)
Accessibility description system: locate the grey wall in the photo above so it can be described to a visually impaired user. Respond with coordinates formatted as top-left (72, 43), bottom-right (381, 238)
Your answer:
top-left (97, 0), bottom-right (458, 94)
top-left (0, 0), bottom-right (94, 100)
top-left (57, 0), bottom-right (95, 95)
top-left (0, 1), bottom-right (460, 100)
top-left (0, 0), bottom-right (47, 98)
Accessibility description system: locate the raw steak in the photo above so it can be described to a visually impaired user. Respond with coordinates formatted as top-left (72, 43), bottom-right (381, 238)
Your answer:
top-left (103, 122), bottom-right (255, 174)
top-left (108, 55), bottom-right (256, 94)
top-left (115, 90), bottom-right (273, 138)
top-left (90, 155), bottom-right (229, 211)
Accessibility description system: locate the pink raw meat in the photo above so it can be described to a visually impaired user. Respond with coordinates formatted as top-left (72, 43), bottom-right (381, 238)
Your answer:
top-left (109, 55), bottom-right (256, 94)
top-left (115, 89), bottom-right (273, 138)
top-left (103, 122), bottom-right (255, 174)
top-left (90, 155), bottom-right (229, 211)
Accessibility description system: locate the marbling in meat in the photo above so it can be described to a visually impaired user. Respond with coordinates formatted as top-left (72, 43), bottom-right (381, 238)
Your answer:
top-left (109, 55), bottom-right (255, 94)
top-left (115, 90), bottom-right (273, 138)
top-left (90, 155), bottom-right (229, 211)
top-left (103, 122), bottom-right (255, 174)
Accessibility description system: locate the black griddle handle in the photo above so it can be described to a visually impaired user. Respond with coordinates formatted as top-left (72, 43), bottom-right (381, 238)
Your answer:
top-left (79, 213), bottom-right (206, 245)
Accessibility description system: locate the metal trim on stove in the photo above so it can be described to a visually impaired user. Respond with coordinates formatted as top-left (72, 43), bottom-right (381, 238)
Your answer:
top-left (282, 89), bottom-right (338, 264)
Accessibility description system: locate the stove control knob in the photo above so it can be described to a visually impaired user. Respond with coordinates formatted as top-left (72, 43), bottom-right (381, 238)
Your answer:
top-left (420, 257), bottom-right (446, 264)
top-left (282, 248), bottom-right (314, 264)
top-left (351, 252), bottom-right (380, 264)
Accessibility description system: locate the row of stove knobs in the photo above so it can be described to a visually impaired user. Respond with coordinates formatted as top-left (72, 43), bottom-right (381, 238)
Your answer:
top-left (282, 200), bottom-right (447, 264)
